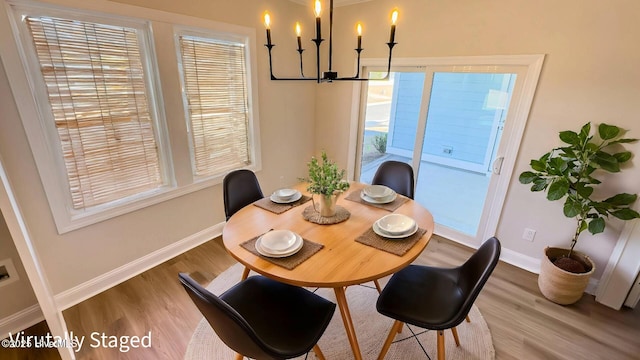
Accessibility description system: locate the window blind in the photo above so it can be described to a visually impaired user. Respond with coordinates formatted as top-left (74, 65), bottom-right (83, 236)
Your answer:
top-left (25, 16), bottom-right (162, 210)
top-left (178, 35), bottom-right (251, 177)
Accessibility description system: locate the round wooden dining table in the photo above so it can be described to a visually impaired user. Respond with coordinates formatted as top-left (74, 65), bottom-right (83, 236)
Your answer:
top-left (222, 182), bottom-right (434, 360)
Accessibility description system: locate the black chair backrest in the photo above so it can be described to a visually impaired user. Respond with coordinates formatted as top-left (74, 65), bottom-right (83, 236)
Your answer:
top-left (178, 273), bottom-right (270, 359)
top-left (371, 160), bottom-right (415, 199)
top-left (455, 237), bottom-right (501, 324)
top-left (223, 169), bottom-right (264, 220)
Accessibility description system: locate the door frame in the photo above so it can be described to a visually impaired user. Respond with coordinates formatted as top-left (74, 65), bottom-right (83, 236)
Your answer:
top-left (348, 54), bottom-right (545, 247)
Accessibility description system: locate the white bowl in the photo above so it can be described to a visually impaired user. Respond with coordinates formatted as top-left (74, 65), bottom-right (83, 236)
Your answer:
top-left (274, 188), bottom-right (297, 201)
top-left (363, 185), bottom-right (393, 199)
top-left (376, 214), bottom-right (416, 235)
top-left (260, 230), bottom-right (297, 252)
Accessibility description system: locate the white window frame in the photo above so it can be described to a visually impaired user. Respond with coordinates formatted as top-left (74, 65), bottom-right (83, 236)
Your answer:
top-left (0, 0), bottom-right (261, 233)
top-left (174, 26), bottom-right (259, 182)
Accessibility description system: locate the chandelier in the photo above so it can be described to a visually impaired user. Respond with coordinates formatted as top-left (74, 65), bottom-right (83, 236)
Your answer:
top-left (263, 0), bottom-right (398, 82)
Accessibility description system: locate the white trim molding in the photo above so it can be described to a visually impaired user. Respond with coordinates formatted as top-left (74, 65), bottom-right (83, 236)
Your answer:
top-left (54, 223), bottom-right (224, 310)
top-left (0, 305), bottom-right (43, 341)
top-left (596, 218), bottom-right (640, 309)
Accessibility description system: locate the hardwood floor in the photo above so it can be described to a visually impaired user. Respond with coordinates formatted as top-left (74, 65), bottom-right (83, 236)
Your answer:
top-left (3, 235), bottom-right (639, 359)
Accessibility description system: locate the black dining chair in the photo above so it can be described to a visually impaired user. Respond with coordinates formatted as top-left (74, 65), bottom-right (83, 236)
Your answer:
top-left (371, 160), bottom-right (415, 199)
top-left (223, 169), bottom-right (264, 221)
top-left (375, 237), bottom-right (501, 360)
top-left (223, 169), bottom-right (264, 280)
top-left (179, 273), bottom-right (336, 360)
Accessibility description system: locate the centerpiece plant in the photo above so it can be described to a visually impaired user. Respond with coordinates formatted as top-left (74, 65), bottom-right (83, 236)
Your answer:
top-left (519, 122), bottom-right (639, 304)
top-left (303, 151), bottom-right (350, 217)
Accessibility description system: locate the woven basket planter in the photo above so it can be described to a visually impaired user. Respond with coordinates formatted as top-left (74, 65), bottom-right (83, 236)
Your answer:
top-left (538, 247), bottom-right (595, 305)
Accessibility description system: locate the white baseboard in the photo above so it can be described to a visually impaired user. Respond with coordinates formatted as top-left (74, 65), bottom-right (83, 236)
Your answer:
top-left (54, 222), bottom-right (224, 310)
top-left (499, 247), bottom-right (541, 274)
top-left (0, 304), bottom-right (43, 340)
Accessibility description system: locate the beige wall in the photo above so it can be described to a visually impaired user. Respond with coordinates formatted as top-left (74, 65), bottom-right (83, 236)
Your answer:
top-left (317, 0), bottom-right (640, 279)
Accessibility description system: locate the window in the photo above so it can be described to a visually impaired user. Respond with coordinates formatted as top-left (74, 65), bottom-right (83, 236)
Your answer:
top-left (177, 33), bottom-right (252, 178)
top-left (2, 1), bottom-right (260, 233)
top-left (24, 15), bottom-right (166, 210)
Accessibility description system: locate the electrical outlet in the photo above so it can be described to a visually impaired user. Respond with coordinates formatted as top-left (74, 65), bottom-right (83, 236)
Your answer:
top-left (522, 228), bottom-right (536, 242)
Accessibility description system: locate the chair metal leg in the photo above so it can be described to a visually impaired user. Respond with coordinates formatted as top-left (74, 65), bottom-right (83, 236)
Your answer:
top-left (312, 344), bottom-right (326, 360)
top-left (241, 266), bottom-right (250, 280)
top-left (437, 330), bottom-right (445, 360)
top-left (377, 320), bottom-right (403, 360)
top-left (374, 279), bottom-right (382, 293)
top-left (451, 326), bottom-right (460, 346)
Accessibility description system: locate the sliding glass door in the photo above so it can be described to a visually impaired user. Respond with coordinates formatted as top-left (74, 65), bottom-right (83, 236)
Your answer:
top-left (356, 57), bottom-right (543, 245)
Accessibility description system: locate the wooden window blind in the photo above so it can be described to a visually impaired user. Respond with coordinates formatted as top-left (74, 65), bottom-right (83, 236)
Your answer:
top-left (178, 35), bottom-right (251, 177)
top-left (25, 16), bottom-right (163, 210)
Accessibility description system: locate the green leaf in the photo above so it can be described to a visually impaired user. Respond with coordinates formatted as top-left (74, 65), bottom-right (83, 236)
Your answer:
top-left (613, 151), bottom-right (632, 163)
top-left (559, 131), bottom-right (579, 145)
top-left (563, 197), bottom-right (581, 217)
top-left (593, 151), bottom-right (620, 172)
top-left (611, 208), bottom-right (640, 220)
top-left (599, 123), bottom-right (620, 140)
top-left (531, 179), bottom-right (547, 192)
top-left (578, 220), bottom-right (588, 234)
top-left (609, 138), bottom-right (638, 145)
top-left (588, 217), bottom-right (606, 234)
top-left (604, 193), bottom-right (637, 206)
top-left (547, 179), bottom-right (569, 201)
top-left (575, 183), bottom-right (594, 198)
top-left (530, 159), bottom-right (546, 172)
top-left (519, 171), bottom-right (538, 184)
top-left (548, 157), bottom-right (568, 174)
top-left (579, 123), bottom-right (591, 142)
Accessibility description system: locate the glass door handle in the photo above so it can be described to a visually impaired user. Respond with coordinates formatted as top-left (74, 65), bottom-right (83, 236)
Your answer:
top-left (492, 156), bottom-right (504, 175)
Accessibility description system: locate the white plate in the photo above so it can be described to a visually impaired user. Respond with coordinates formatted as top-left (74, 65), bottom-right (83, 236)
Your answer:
top-left (377, 214), bottom-right (416, 235)
top-left (363, 185), bottom-right (394, 199)
top-left (360, 191), bottom-right (397, 204)
top-left (373, 221), bottom-right (418, 239)
top-left (260, 230), bottom-right (297, 252)
top-left (255, 233), bottom-right (303, 257)
top-left (270, 191), bottom-right (302, 204)
top-left (274, 188), bottom-right (297, 201)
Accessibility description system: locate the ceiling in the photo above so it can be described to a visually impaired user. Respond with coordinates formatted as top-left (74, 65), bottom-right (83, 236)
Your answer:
top-left (288, 0), bottom-right (374, 7)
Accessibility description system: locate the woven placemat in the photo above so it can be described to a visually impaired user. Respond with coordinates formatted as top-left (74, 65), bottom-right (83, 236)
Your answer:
top-left (355, 227), bottom-right (428, 256)
top-left (301, 205), bottom-right (350, 224)
top-left (344, 190), bottom-right (409, 212)
top-left (240, 235), bottom-right (324, 270)
top-left (253, 195), bottom-right (312, 214)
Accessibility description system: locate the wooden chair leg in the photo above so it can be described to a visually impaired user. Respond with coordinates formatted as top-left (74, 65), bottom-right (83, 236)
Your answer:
top-left (466, 314), bottom-right (471, 323)
top-left (312, 344), bottom-right (326, 360)
top-left (377, 320), bottom-right (403, 360)
top-left (235, 353), bottom-right (243, 360)
top-left (451, 326), bottom-right (460, 346)
top-left (374, 279), bottom-right (382, 293)
top-left (241, 266), bottom-right (250, 280)
top-left (437, 330), bottom-right (445, 360)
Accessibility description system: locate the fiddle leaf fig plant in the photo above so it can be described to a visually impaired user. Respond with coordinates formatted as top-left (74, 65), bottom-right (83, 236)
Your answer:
top-left (519, 122), bottom-right (640, 256)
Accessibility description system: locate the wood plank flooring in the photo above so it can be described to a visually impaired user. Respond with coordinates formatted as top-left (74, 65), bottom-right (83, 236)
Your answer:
top-left (2, 235), bottom-right (639, 359)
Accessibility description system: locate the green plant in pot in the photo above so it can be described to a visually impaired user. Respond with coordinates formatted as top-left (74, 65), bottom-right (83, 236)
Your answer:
top-left (519, 122), bottom-right (640, 305)
top-left (303, 151), bottom-right (350, 217)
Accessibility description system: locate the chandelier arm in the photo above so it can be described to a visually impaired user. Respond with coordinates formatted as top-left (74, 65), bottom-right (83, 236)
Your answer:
top-left (265, 43), bottom-right (317, 81)
top-left (328, 0), bottom-right (334, 72)
top-left (297, 49), bottom-right (305, 77)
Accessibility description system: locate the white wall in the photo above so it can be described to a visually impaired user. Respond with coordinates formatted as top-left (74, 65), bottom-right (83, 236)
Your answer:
top-left (317, 0), bottom-right (640, 280)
